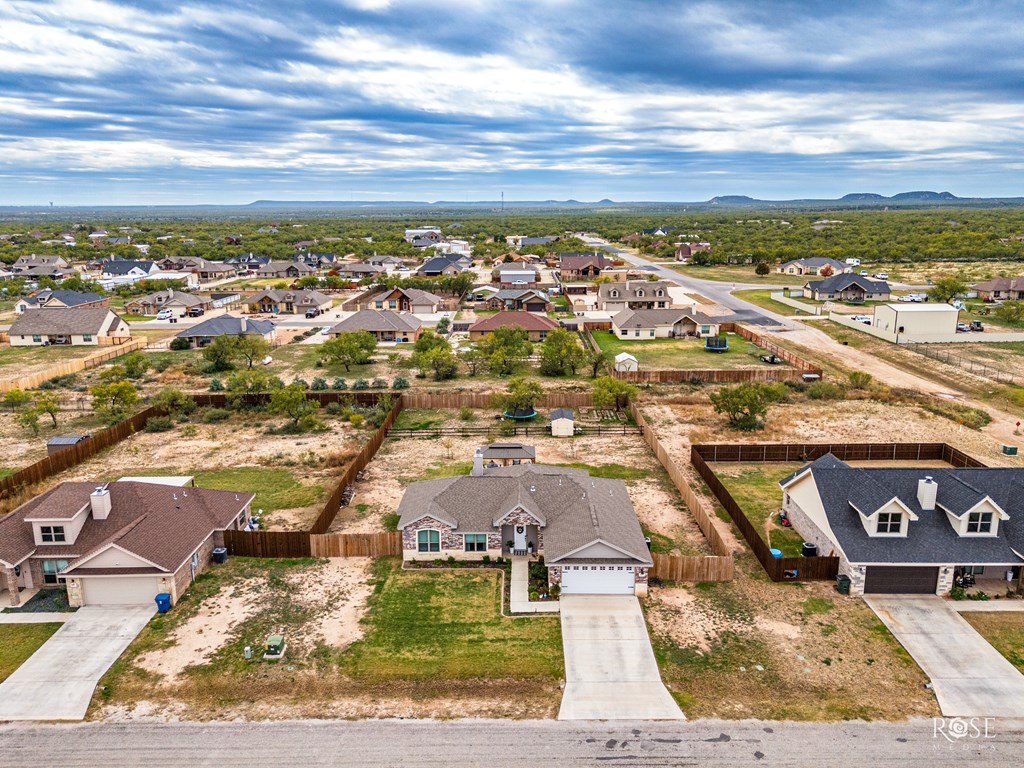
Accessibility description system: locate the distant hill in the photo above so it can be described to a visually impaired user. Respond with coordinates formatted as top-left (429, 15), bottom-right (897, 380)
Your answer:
top-left (708, 195), bottom-right (758, 205)
top-left (839, 193), bottom-right (887, 201)
top-left (889, 191), bottom-right (958, 201)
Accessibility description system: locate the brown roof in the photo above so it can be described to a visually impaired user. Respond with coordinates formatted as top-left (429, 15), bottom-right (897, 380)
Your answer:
top-left (468, 312), bottom-right (559, 333)
top-left (9, 307), bottom-right (120, 336)
top-left (974, 277), bottom-right (1024, 292)
top-left (558, 253), bottom-right (608, 270)
top-left (0, 481), bottom-right (253, 572)
top-left (330, 310), bottom-right (421, 334)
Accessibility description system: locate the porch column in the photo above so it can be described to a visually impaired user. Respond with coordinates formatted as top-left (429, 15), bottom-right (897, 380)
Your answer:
top-left (2, 566), bottom-right (20, 607)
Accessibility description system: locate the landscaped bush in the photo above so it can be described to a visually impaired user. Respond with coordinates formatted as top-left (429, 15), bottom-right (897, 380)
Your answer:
top-left (806, 381), bottom-right (845, 400)
top-left (151, 357), bottom-right (173, 373)
top-left (325, 401), bottom-right (342, 415)
top-left (310, 377), bottom-right (328, 391)
top-left (352, 378), bottom-right (369, 390)
top-left (209, 377), bottom-right (224, 391)
top-left (201, 407), bottom-right (231, 423)
top-left (783, 379), bottom-right (808, 392)
top-left (292, 377), bottom-right (308, 389)
top-left (38, 373), bottom-right (78, 390)
top-left (332, 377), bottom-right (348, 390)
top-left (371, 377), bottom-right (388, 388)
top-left (392, 376), bottom-right (410, 390)
top-left (349, 413), bottom-right (365, 426)
top-left (144, 416), bottom-right (174, 432)
top-left (459, 406), bottom-right (475, 421)
top-left (169, 338), bottom-right (192, 351)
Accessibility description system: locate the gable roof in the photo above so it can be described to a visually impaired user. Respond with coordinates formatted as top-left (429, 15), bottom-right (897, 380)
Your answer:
top-left (9, 307), bottom-right (120, 336)
top-left (973, 277), bottom-right (1024, 293)
top-left (129, 289), bottom-right (205, 308)
top-left (558, 253), bottom-right (609, 270)
top-left (418, 256), bottom-right (467, 273)
top-left (22, 290), bottom-right (104, 308)
top-left (612, 308), bottom-right (715, 328)
top-left (376, 287), bottom-right (442, 305)
top-left (480, 443), bottom-right (536, 460)
top-left (101, 260), bottom-right (155, 275)
top-left (258, 261), bottom-right (317, 275)
top-left (598, 281), bottom-right (672, 300)
top-left (175, 315), bottom-right (275, 338)
top-left (550, 408), bottom-right (574, 420)
top-left (780, 257), bottom-right (848, 270)
top-left (247, 288), bottom-right (331, 306)
top-left (468, 312), bottom-right (560, 333)
top-left (330, 310), bottom-right (421, 334)
top-left (805, 274), bottom-right (889, 293)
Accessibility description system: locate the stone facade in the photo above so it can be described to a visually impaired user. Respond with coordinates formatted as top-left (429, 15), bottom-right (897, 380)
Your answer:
top-left (782, 495), bottom-right (837, 559)
top-left (1, 566), bottom-right (17, 607)
top-left (401, 515), bottom-right (502, 561)
top-left (634, 567), bottom-right (649, 597)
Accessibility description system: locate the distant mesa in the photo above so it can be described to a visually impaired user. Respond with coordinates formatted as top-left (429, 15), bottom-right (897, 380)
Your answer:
top-left (839, 192), bottom-right (887, 201)
top-left (708, 195), bottom-right (758, 205)
top-left (889, 191), bottom-right (958, 201)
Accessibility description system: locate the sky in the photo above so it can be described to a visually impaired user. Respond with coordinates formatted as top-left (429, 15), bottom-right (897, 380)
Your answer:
top-left (2, 0), bottom-right (1023, 205)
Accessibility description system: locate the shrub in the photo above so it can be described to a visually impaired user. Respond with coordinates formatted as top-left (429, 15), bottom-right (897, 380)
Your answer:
top-left (209, 377), bottom-right (224, 391)
top-left (144, 416), bottom-right (174, 432)
top-left (352, 378), bottom-right (369, 390)
top-left (311, 376), bottom-right (328, 391)
top-left (481, 554), bottom-right (491, 564)
top-left (549, 583), bottom-right (561, 597)
top-left (169, 337), bottom-right (192, 351)
top-left (325, 401), bottom-right (342, 415)
top-left (181, 424), bottom-right (199, 437)
top-left (806, 381), bottom-right (845, 400)
top-left (349, 413), bottom-right (365, 427)
top-left (459, 406), bottom-right (475, 421)
top-left (151, 358), bottom-right (173, 373)
top-left (392, 376), bottom-right (410, 390)
top-left (528, 589), bottom-right (539, 601)
top-left (38, 373), bottom-right (78, 390)
top-left (371, 377), bottom-right (388, 388)
top-left (848, 370), bottom-right (873, 389)
top-left (383, 513), bottom-right (400, 531)
top-left (292, 377), bottom-right (308, 389)
top-left (201, 407), bottom-right (232, 423)
top-left (784, 379), bottom-right (808, 392)
top-left (324, 448), bottom-right (357, 467)
top-left (922, 400), bottom-right (992, 430)
top-left (949, 586), bottom-right (966, 601)
top-left (332, 377), bottom-right (348, 390)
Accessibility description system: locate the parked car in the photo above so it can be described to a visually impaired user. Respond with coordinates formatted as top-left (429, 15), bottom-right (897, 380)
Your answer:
top-left (859, 270), bottom-right (869, 276)
top-left (851, 315), bottom-right (872, 325)
top-left (305, 308), bottom-right (322, 318)
top-left (956, 323), bottom-right (971, 332)
top-left (155, 308), bottom-right (174, 320)
top-left (897, 295), bottom-right (914, 302)
top-left (970, 321), bottom-right (984, 332)
top-left (320, 326), bottom-right (332, 335)
top-left (187, 307), bottom-right (205, 317)
top-left (874, 272), bottom-right (889, 279)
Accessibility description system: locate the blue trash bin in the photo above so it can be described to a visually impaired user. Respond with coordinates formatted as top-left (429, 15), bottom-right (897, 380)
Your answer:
top-left (155, 593), bottom-right (172, 614)
top-left (769, 548), bottom-right (783, 559)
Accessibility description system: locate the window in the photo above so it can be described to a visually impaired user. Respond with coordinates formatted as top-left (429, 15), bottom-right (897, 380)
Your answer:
top-left (967, 511), bottom-right (993, 533)
top-left (40, 525), bottom-right (66, 543)
top-left (876, 512), bottom-right (902, 534)
top-left (634, 329), bottom-right (640, 337)
top-left (82, 335), bottom-right (92, 343)
top-left (389, 300), bottom-right (396, 308)
top-left (417, 529), bottom-right (440, 553)
top-left (42, 559), bottom-right (69, 585)
top-left (620, 329), bottom-right (628, 336)
top-left (700, 325), bottom-right (711, 335)
top-left (649, 330), bottom-right (655, 337)
top-left (32, 335), bottom-right (42, 343)
top-left (464, 534), bottom-right (487, 552)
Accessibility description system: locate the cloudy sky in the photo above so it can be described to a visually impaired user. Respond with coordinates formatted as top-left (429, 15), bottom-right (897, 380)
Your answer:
top-left (2, 0), bottom-right (1023, 204)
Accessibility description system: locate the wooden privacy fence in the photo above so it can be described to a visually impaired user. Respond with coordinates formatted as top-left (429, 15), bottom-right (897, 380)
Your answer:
top-left (401, 392), bottom-right (595, 409)
top-left (651, 553), bottom-right (734, 582)
top-left (616, 368), bottom-right (808, 383)
top-left (721, 323), bottom-right (823, 375)
top-left (0, 337), bottom-right (148, 393)
top-left (223, 529), bottom-right (311, 558)
top-left (388, 423), bottom-right (641, 438)
top-left (310, 532), bottom-right (402, 558)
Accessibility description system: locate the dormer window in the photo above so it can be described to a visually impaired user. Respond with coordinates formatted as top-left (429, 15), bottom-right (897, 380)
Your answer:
top-left (610, 290), bottom-right (618, 298)
top-left (966, 511), bottom-right (993, 534)
top-left (876, 512), bottom-right (902, 534)
top-left (636, 289), bottom-right (644, 297)
top-left (40, 525), bottom-right (66, 543)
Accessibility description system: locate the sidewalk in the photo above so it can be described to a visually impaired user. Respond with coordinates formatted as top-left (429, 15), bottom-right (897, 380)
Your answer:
top-left (0, 612), bottom-right (72, 624)
top-left (950, 600), bottom-right (1024, 612)
top-left (509, 556), bottom-right (559, 614)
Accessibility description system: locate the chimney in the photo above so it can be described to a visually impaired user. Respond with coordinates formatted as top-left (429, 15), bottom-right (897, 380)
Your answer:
top-left (472, 448), bottom-right (484, 476)
top-left (917, 476), bottom-right (937, 511)
top-left (240, 317), bottom-right (247, 333)
top-left (90, 486), bottom-right (111, 520)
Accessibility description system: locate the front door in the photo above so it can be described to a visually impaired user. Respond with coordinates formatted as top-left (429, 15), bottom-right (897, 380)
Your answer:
top-left (514, 525), bottom-right (527, 551)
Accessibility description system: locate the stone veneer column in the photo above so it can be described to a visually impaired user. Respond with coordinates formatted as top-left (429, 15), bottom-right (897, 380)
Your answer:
top-left (2, 567), bottom-right (20, 607)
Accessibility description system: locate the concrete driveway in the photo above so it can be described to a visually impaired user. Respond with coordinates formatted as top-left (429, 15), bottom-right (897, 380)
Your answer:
top-left (0, 605), bottom-right (153, 721)
top-left (558, 595), bottom-right (684, 720)
top-left (866, 596), bottom-right (1024, 717)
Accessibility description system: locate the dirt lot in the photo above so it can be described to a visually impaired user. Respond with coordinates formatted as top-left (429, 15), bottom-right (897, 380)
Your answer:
top-left (0, 408), bottom-right (109, 471)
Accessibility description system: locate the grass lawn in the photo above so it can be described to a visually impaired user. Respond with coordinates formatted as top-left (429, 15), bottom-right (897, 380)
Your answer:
top-left (962, 613), bottom-right (1024, 673)
top-left (553, 462), bottom-right (650, 480)
top-left (671, 264), bottom-right (807, 286)
top-left (711, 463), bottom-right (806, 556)
top-left (339, 559), bottom-right (563, 681)
top-left (0, 623), bottom-right (62, 683)
top-left (733, 289), bottom-right (802, 316)
top-left (0, 467), bottom-right (15, 479)
top-left (592, 329), bottom-right (787, 370)
top-left (126, 466), bottom-right (323, 513)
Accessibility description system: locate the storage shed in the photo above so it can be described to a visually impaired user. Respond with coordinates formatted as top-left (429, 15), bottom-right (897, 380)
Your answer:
top-left (47, 434), bottom-right (89, 456)
top-left (614, 352), bottom-right (639, 372)
top-left (550, 408), bottom-right (575, 437)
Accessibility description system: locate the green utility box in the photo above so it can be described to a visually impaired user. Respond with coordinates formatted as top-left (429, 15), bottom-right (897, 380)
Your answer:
top-left (1002, 445), bottom-right (1018, 456)
top-left (264, 634), bottom-right (286, 660)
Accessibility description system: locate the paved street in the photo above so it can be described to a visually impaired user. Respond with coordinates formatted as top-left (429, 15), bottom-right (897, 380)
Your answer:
top-left (0, 719), bottom-right (1021, 767)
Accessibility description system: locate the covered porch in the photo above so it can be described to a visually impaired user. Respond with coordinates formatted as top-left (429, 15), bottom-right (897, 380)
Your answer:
top-left (501, 523), bottom-right (541, 557)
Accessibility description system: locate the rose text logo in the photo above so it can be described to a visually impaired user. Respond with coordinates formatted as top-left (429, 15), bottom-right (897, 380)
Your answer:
top-left (933, 717), bottom-right (994, 743)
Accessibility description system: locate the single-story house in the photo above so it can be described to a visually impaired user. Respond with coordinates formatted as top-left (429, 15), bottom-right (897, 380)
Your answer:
top-left (329, 310), bottom-right (422, 342)
top-left (780, 454), bottom-right (1024, 596)
top-left (417, 255), bottom-right (469, 277)
top-left (493, 263), bottom-right (539, 287)
top-left (675, 242), bottom-right (711, 261)
top-left (558, 252), bottom-right (611, 280)
top-left (505, 235), bottom-right (558, 249)
top-left (366, 255), bottom-right (406, 269)
top-left (158, 257), bottom-right (237, 282)
top-left (611, 308), bottom-right (719, 339)
top-left (398, 457), bottom-right (653, 594)
top-left (598, 281), bottom-right (673, 312)
top-left (467, 311), bottom-right (560, 342)
top-left (803, 274), bottom-right (891, 302)
top-left (0, 479), bottom-right (254, 607)
top-left (15, 290), bottom-right (108, 315)
top-left (368, 287), bottom-right (443, 313)
top-left (123, 289), bottom-right (211, 316)
top-left (550, 409), bottom-right (575, 437)
top-left (335, 262), bottom-right (386, 281)
top-left (480, 288), bottom-right (551, 312)
top-left (614, 352), bottom-right (639, 372)
top-left (174, 315), bottom-right (276, 349)
top-left (974, 277), bottom-right (1024, 302)
top-left (245, 289), bottom-right (333, 315)
top-left (257, 261), bottom-right (318, 279)
top-left (16, 264), bottom-right (77, 281)
top-left (480, 442), bottom-right (536, 466)
top-left (8, 308), bottom-right (130, 347)
top-left (100, 260), bottom-right (159, 279)
top-left (224, 253), bottom-right (271, 268)
top-left (12, 254), bottom-right (71, 272)
top-left (777, 257), bottom-right (850, 276)
top-left (405, 227), bottom-right (444, 243)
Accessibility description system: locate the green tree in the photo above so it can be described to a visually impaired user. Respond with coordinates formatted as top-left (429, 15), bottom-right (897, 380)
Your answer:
top-left (755, 262), bottom-right (771, 276)
top-left (591, 376), bottom-right (639, 409)
top-left (152, 387), bottom-right (197, 419)
top-left (412, 329), bottom-right (448, 354)
top-left (233, 334), bottom-right (273, 369)
top-left (538, 328), bottom-right (586, 376)
top-left (268, 382), bottom-right (317, 426)
top-left (709, 382), bottom-right (785, 431)
top-left (202, 335), bottom-right (240, 372)
top-left (224, 369), bottom-right (283, 409)
top-left (928, 276), bottom-right (968, 304)
top-left (17, 407), bottom-right (40, 436)
top-left (120, 351), bottom-right (149, 379)
top-left (34, 391), bottom-right (60, 428)
top-left (320, 331), bottom-right (377, 371)
top-left (89, 380), bottom-right (140, 423)
top-left (436, 316), bottom-right (451, 334)
top-left (418, 345), bottom-right (459, 380)
top-left (480, 326), bottom-right (532, 376)
top-left (994, 300), bottom-right (1024, 326)
top-left (458, 346), bottom-right (488, 376)
top-left (493, 376), bottom-right (543, 415)
top-left (587, 349), bottom-right (609, 378)
top-left (3, 389), bottom-right (30, 409)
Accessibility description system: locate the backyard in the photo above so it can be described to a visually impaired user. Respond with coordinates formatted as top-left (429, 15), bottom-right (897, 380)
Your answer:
top-left (592, 329), bottom-right (792, 370)
top-left (710, 462), bottom-right (805, 557)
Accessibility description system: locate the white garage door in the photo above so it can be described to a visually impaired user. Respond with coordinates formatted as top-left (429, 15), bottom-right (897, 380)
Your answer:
top-left (80, 576), bottom-right (162, 606)
top-left (560, 564), bottom-right (635, 595)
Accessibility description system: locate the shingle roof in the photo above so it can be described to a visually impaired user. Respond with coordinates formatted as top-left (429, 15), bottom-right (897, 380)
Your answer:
top-left (480, 443), bottom-right (536, 460)
top-left (101, 260), bottom-right (154, 275)
top-left (175, 315), bottom-right (275, 338)
top-left (612, 308), bottom-right (715, 328)
top-left (974, 277), bottom-right (1024, 293)
top-left (24, 290), bottom-right (104, 308)
top-left (559, 253), bottom-right (609, 270)
top-left (247, 289), bottom-right (331, 306)
top-left (418, 256), bottom-right (465, 273)
top-left (0, 481), bottom-right (253, 571)
top-left (780, 257), bottom-right (848, 270)
top-left (551, 409), bottom-right (574, 420)
top-left (397, 464), bottom-right (652, 565)
top-left (131, 289), bottom-right (205, 308)
top-left (10, 307), bottom-right (119, 336)
top-left (598, 281), bottom-right (672, 299)
top-left (805, 274), bottom-right (889, 293)
top-left (468, 312), bottom-right (559, 332)
top-left (330, 310), bottom-right (421, 334)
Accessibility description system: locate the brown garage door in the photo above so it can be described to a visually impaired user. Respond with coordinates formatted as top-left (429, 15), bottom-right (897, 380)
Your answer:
top-left (864, 566), bottom-right (939, 594)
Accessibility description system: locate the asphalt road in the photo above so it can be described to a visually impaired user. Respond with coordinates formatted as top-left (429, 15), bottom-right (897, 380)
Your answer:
top-left (1, 719), bottom-right (1021, 767)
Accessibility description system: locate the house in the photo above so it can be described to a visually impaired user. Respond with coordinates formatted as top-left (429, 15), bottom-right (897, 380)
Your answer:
top-left (366, 255), bottom-right (406, 269)
top-left (224, 235), bottom-right (243, 245)
top-left (100, 260), bottom-right (159, 280)
top-left (674, 242), bottom-right (711, 261)
top-left (397, 457), bottom-right (653, 595)
top-left (16, 263), bottom-right (76, 281)
top-left (467, 312), bottom-right (559, 342)
top-left (123, 289), bottom-right (212, 316)
top-left (868, 303), bottom-right (959, 342)
top-left (779, 455), bottom-right (1024, 596)
top-left (15, 290), bottom-right (108, 315)
top-left (417, 254), bottom-right (470, 277)
top-left (404, 227), bottom-right (443, 243)
top-left (480, 288), bottom-right (551, 313)
top-left (598, 281), bottom-right (673, 312)
top-left (614, 352), bottom-right (639, 372)
top-left (803, 274), bottom-right (891, 302)
top-left (174, 315), bottom-right (276, 349)
top-left (294, 252), bottom-right (338, 268)
top-left (168, 257), bottom-right (237, 282)
top-left (328, 310), bottom-right (422, 342)
top-left (550, 409), bottom-right (575, 437)
top-left (493, 263), bottom-right (539, 287)
top-left (974, 277), bottom-right (1024, 302)
top-left (506, 235), bottom-right (558, 249)
top-left (8, 308), bottom-right (130, 347)
top-left (257, 261), bottom-right (318, 279)
top-left (224, 253), bottom-right (272, 268)
top-left (245, 289), bottom-right (333, 315)
top-left (777, 257), bottom-right (851, 277)
top-left (434, 239), bottom-right (472, 256)
top-left (558, 252), bottom-right (611, 280)
top-left (611, 308), bottom-right (718, 339)
top-left (335, 262), bottom-right (386, 281)
top-left (642, 226), bottom-right (677, 236)
top-left (0, 479), bottom-right (254, 608)
top-left (12, 254), bottom-right (70, 272)
top-left (368, 287), bottom-right (442, 313)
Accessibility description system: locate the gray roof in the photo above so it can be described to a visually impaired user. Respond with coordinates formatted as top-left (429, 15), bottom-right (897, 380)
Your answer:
top-left (805, 274), bottom-right (889, 293)
top-left (480, 443), bottom-right (536, 460)
top-left (398, 464), bottom-right (652, 565)
top-left (47, 435), bottom-right (89, 446)
top-left (101, 260), bottom-right (154, 275)
top-left (785, 454), bottom-right (1024, 564)
top-left (247, 289), bottom-right (331, 306)
top-left (330, 310), bottom-right (421, 334)
top-left (132, 289), bottom-right (205, 307)
top-left (598, 281), bottom-right (672, 300)
top-left (339, 262), bottom-right (385, 274)
top-left (10, 307), bottom-right (118, 336)
top-left (418, 256), bottom-right (466, 274)
top-left (551, 409), bottom-right (574, 421)
top-left (24, 290), bottom-right (104, 308)
top-left (612, 308), bottom-right (715, 328)
top-left (490, 288), bottom-right (548, 301)
top-left (781, 257), bottom-right (848, 270)
top-left (175, 315), bottom-right (275, 339)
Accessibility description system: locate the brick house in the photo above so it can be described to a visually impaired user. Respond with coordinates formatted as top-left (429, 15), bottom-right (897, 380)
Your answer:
top-left (367, 287), bottom-right (442, 313)
top-left (467, 311), bottom-right (560, 341)
top-left (598, 281), bottom-right (673, 312)
top-left (803, 274), bottom-right (891, 302)
top-left (8, 308), bottom-right (131, 347)
top-left (328, 310), bottom-right (422, 342)
top-left (245, 289), bottom-right (333, 314)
